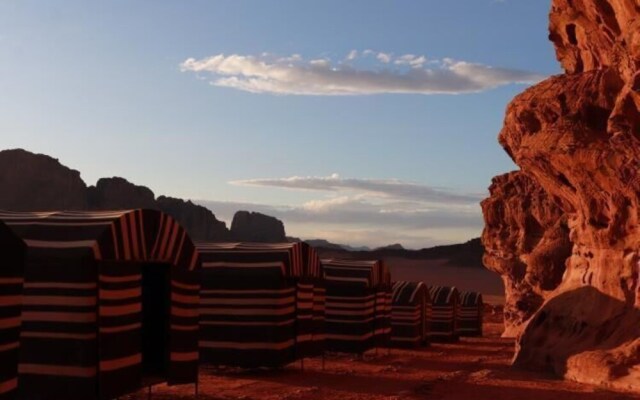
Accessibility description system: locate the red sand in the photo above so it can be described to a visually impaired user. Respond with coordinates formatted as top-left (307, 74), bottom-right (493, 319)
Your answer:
top-left (124, 314), bottom-right (638, 400)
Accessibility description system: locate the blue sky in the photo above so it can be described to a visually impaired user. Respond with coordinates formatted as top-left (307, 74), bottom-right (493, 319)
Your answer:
top-left (0, 1), bottom-right (560, 248)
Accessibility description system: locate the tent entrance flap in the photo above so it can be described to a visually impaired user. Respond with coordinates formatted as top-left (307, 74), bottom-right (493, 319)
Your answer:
top-left (141, 262), bottom-right (170, 378)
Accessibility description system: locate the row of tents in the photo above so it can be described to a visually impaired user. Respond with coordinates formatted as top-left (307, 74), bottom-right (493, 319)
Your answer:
top-left (0, 209), bottom-right (483, 400)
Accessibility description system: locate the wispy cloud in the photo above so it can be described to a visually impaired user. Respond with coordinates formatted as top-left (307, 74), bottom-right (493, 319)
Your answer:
top-left (199, 173), bottom-right (485, 248)
top-left (180, 50), bottom-right (545, 96)
top-left (231, 173), bottom-right (484, 205)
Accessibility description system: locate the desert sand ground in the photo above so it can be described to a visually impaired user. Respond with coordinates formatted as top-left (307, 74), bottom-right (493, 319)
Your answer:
top-left (125, 311), bottom-right (638, 400)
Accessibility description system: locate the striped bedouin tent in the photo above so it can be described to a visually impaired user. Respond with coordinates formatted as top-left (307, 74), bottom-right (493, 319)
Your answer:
top-left (0, 210), bottom-right (200, 400)
top-left (321, 259), bottom-right (391, 354)
top-left (390, 281), bottom-right (431, 348)
top-left (458, 291), bottom-right (483, 337)
top-left (197, 242), bottom-right (325, 368)
top-left (428, 286), bottom-right (460, 342)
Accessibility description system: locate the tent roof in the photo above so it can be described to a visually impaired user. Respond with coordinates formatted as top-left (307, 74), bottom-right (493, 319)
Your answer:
top-left (460, 291), bottom-right (483, 307)
top-left (0, 209), bottom-right (199, 271)
top-left (392, 281), bottom-right (431, 306)
top-left (429, 285), bottom-right (460, 305)
top-left (196, 241), bottom-right (321, 278)
top-left (321, 258), bottom-right (390, 288)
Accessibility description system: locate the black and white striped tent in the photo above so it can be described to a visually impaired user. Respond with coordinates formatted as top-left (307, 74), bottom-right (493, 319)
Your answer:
top-left (0, 210), bottom-right (200, 400)
top-left (390, 281), bottom-right (431, 348)
top-left (428, 286), bottom-right (460, 342)
top-left (196, 242), bottom-right (325, 368)
top-left (321, 259), bottom-right (391, 354)
top-left (458, 291), bottom-right (483, 337)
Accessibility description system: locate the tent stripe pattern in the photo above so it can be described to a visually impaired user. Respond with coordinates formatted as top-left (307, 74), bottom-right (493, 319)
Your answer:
top-left (0, 221), bottom-right (26, 400)
top-left (197, 242), bottom-right (324, 368)
top-left (428, 286), bottom-right (460, 342)
top-left (390, 281), bottom-right (431, 348)
top-left (0, 210), bottom-right (200, 400)
top-left (458, 291), bottom-right (483, 337)
top-left (322, 259), bottom-right (391, 354)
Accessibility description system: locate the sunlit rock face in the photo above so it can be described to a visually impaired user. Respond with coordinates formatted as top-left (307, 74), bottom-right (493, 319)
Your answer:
top-left (485, 0), bottom-right (640, 391)
top-left (481, 171), bottom-right (571, 338)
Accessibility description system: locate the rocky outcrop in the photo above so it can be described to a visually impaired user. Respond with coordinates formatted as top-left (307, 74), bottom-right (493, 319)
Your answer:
top-left (0, 149), bottom-right (88, 211)
top-left (156, 196), bottom-right (231, 242)
top-left (88, 177), bottom-right (156, 210)
top-left (0, 149), bottom-right (237, 242)
top-left (481, 171), bottom-right (572, 337)
top-left (484, 0), bottom-right (640, 392)
top-left (231, 211), bottom-right (286, 242)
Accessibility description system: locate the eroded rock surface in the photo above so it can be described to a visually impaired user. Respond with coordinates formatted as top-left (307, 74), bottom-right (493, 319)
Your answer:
top-left (481, 171), bottom-right (571, 337)
top-left (484, 0), bottom-right (640, 392)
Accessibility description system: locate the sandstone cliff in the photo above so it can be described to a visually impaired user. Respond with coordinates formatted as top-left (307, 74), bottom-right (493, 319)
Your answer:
top-left (88, 177), bottom-right (156, 210)
top-left (157, 196), bottom-right (232, 242)
top-left (481, 171), bottom-right (572, 337)
top-left (0, 150), bottom-right (237, 242)
top-left (484, 0), bottom-right (640, 391)
top-left (0, 149), bottom-right (88, 211)
top-left (230, 211), bottom-right (287, 243)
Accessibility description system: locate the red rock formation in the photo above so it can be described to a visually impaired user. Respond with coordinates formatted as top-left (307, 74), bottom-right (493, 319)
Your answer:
top-left (0, 149), bottom-right (235, 242)
top-left (231, 211), bottom-right (287, 243)
top-left (156, 196), bottom-right (232, 242)
top-left (485, 0), bottom-right (640, 392)
top-left (481, 171), bottom-right (571, 337)
top-left (0, 149), bottom-right (88, 211)
top-left (88, 177), bottom-right (156, 210)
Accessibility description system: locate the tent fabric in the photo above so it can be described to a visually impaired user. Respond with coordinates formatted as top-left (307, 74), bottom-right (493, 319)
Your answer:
top-left (0, 210), bottom-right (200, 400)
top-left (390, 281), bottom-right (431, 348)
top-left (321, 259), bottom-right (391, 353)
top-left (196, 242), bottom-right (324, 368)
top-left (0, 221), bottom-right (26, 400)
top-left (458, 291), bottom-right (483, 337)
top-left (428, 286), bottom-right (460, 342)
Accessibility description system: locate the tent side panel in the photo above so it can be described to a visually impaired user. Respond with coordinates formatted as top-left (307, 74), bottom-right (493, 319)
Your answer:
top-left (199, 267), bottom-right (296, 368)
top-left (325, 284), bottom-right (376, 354)
top-left (97, 261), bottom-right (143, 400)
top-left (18, 251), bottom-right (98, 400)
top-left (0, 224), bottom-right (25, 400)
top-left (311, 282), bottom-right (326, 356)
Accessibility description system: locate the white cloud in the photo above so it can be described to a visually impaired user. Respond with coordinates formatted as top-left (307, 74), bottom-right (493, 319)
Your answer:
top-left (376, 52), bottom-right (392, 63)
top-left (230, 173), bottom-right (484, 205)
top-left (394, 54), bottom-right (427, 68)
top-left (180, 51), bottom-right (545, 96)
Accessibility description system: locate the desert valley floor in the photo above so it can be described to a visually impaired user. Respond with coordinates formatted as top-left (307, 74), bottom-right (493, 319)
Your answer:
top-left (124, 313), bottom-right (637, 400)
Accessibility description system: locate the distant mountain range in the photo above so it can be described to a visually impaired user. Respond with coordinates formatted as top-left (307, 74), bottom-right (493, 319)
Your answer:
top-left (0, 148), bottom-right (483, 267)
top-left (312, 238), bottom-right (483, 268)
top-left (304, 239), bottom-right (372, 252)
